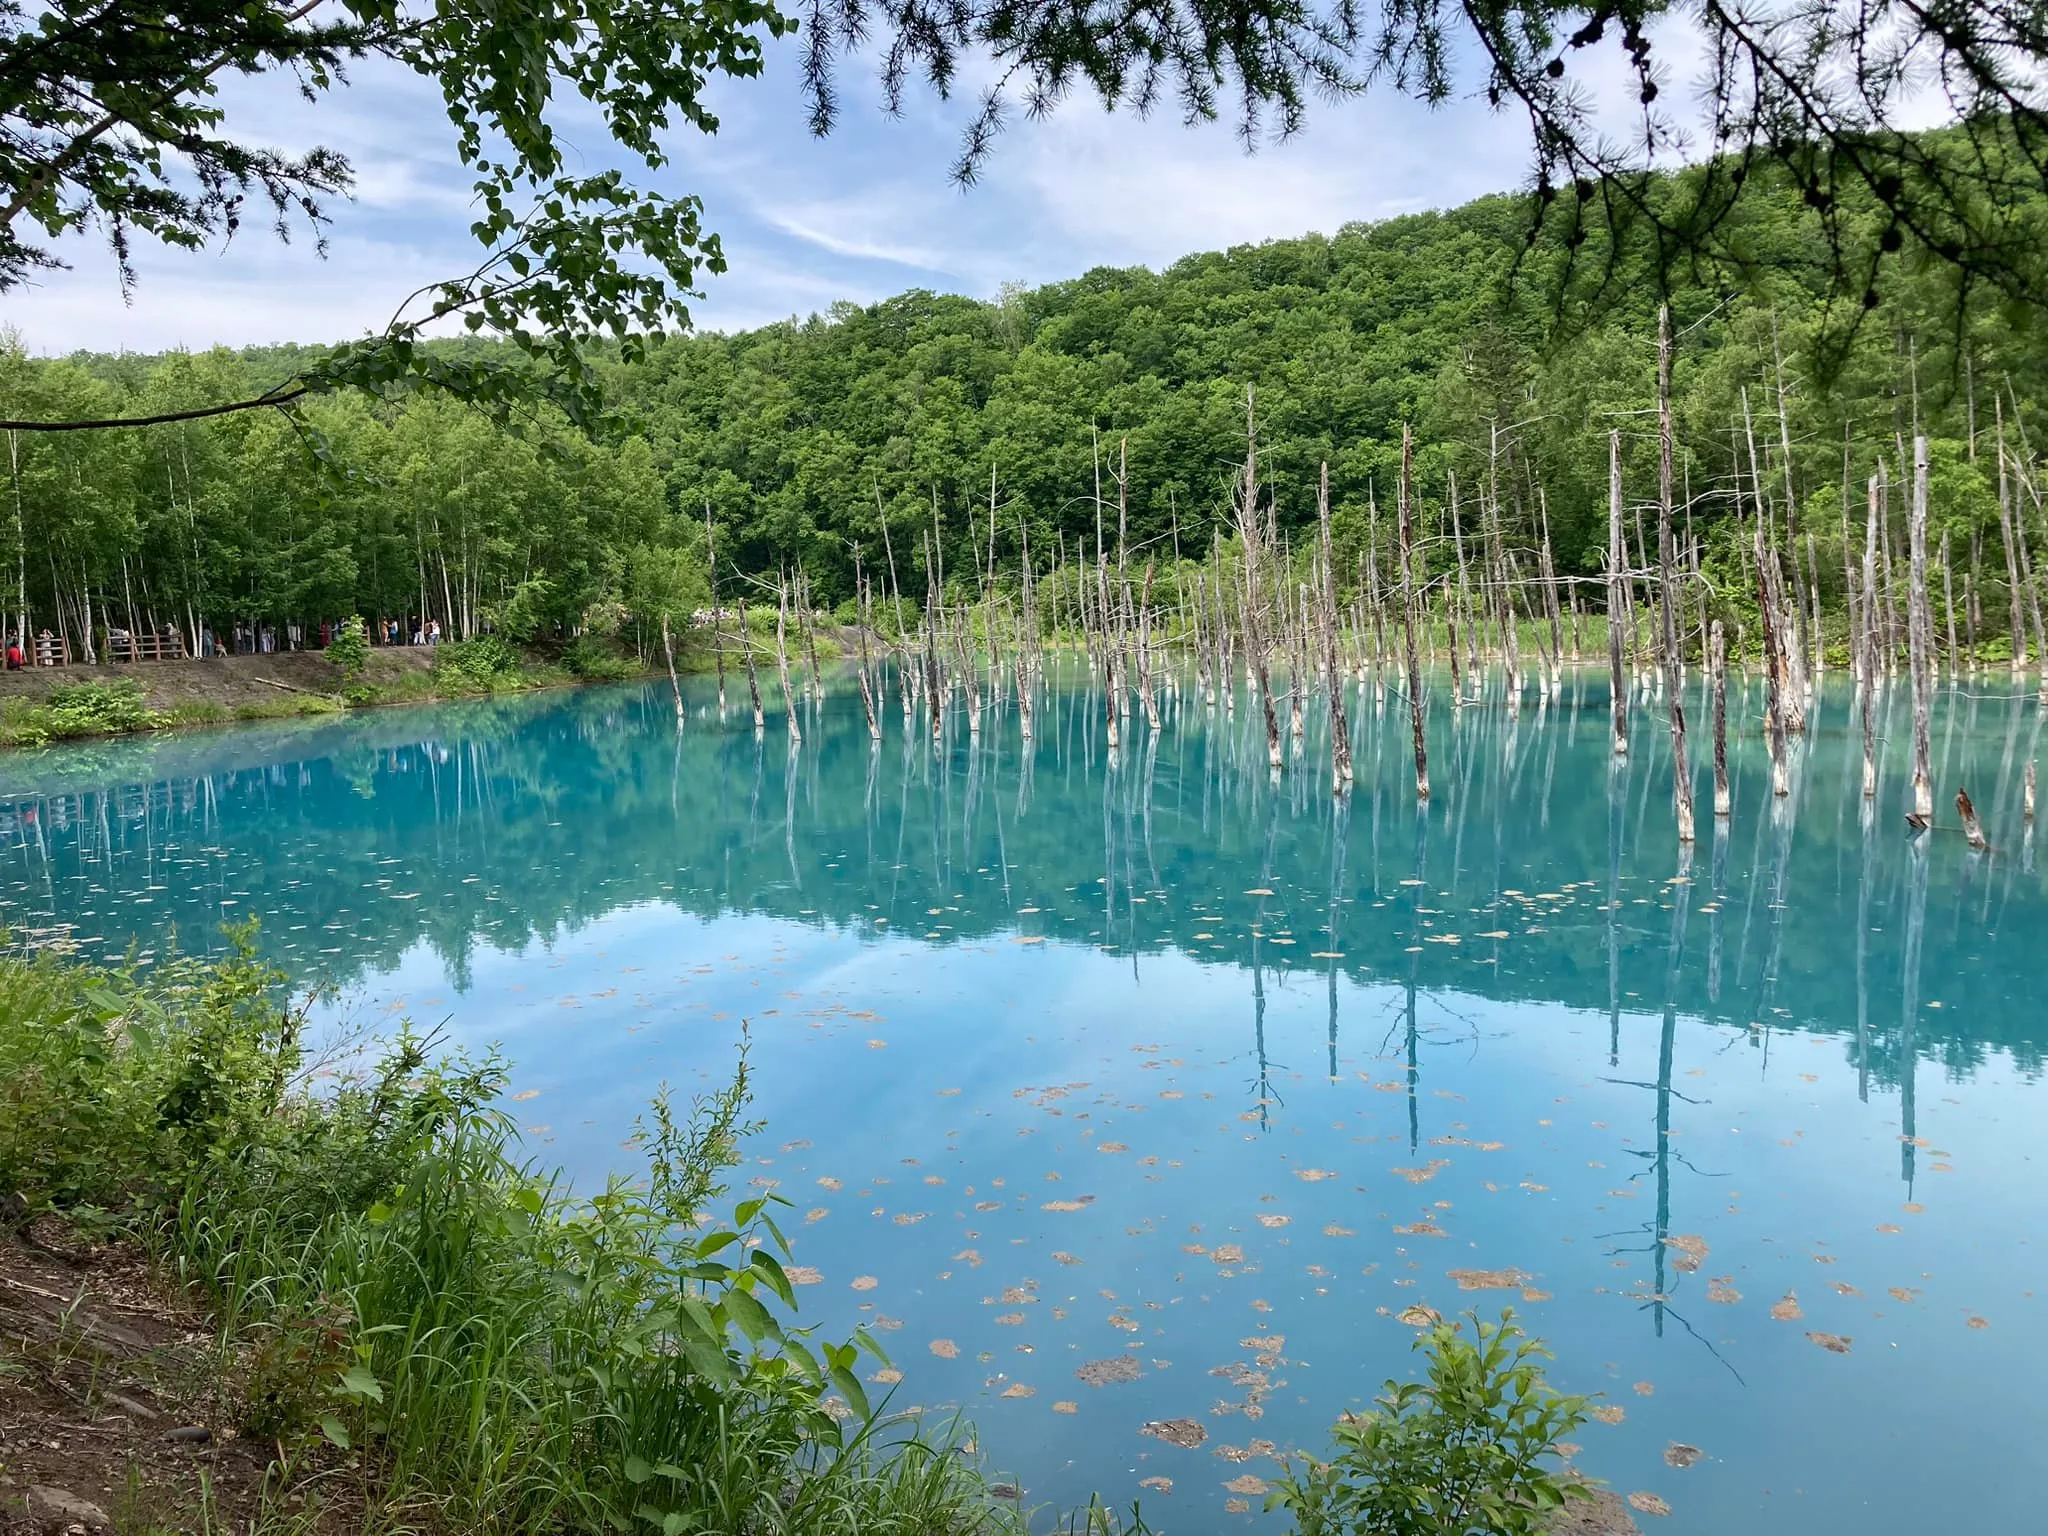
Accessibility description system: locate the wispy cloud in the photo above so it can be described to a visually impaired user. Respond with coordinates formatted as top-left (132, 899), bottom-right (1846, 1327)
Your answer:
top-left (9, 32), bottom-right (1555, 354)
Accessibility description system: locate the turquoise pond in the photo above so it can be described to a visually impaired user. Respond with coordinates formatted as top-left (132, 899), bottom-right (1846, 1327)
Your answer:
top-left (3, 664), bottom-right (2045, 1533)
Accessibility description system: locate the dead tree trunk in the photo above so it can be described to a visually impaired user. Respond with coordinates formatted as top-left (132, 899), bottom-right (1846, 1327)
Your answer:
top-left (1861, 473), bottom-right (1881, 799)
top-left (660, 615), bottom-right (685, 730)
top-left (1608, 430), bottom-right (1629, 756)
top-left (855, 567), bottom-right (881, 742)
top-left (1398, 424), bottom-right (1430, 800)
top-left (1237, 390), bottom-right (1282, 772)
top-left (1756, 508), bottom-right (1791, 797)
top-left (775, 574), bottom-right (803, 744)
top-left (1657, 308), bottom-right (1696, 843)
top-left (1958, 788), bottom-right (1988, 851)
top-left (1999, 403), bottom-right (2026, 673)
top-left (1711, 620), bottom-right (1731, 816)
top-left (1318, 460), bottom-right (1354, 790)
top-left (739, 596), bottom-right (765, 731)
top-left (1909, 436), bottom-right (1934, 821)
top-left (705, 504), bottom-right (726, 712)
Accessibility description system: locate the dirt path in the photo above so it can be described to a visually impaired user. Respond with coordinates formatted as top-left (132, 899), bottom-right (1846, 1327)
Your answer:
top-left (0, 650), bottom-right (438, 712)
top-left (0, 1224), bottom-right (354, 1535)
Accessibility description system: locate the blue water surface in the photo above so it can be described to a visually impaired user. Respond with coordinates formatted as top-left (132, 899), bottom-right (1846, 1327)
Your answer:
top-left (2, 664), bottom-right (2043, 1534)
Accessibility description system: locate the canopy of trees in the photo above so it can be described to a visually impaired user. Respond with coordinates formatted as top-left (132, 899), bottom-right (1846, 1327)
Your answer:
top-left (5, 143), bottom-right (2046, 658)
top-left (6, 0), bottom-right (2046, 423)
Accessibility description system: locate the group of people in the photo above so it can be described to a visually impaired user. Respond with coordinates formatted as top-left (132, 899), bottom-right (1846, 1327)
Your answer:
top-left (0, 615), bottom-right (451, 670)
top-left (4, 631), bottom-right (68, 669)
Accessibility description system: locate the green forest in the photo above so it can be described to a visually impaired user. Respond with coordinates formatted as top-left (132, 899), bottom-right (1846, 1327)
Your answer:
top-left (7, 146), bottom-right (2046, 662)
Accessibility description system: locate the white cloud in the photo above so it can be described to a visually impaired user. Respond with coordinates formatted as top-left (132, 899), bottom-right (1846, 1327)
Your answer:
top-left (4, 21), bottom-right (1762, 355)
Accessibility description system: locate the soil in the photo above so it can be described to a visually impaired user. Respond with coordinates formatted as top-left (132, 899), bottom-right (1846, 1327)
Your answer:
top-left (0, 650), bottom-right (436, 712)
top-left (0, 1222), bottom-right (351, 1535)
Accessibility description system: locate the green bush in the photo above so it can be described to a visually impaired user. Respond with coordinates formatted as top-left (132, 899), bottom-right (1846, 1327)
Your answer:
top-left (325, 615), bottom-right (370, 676)
top-left (1267, 1311), bottom-right (1593, 1536)
top-left (432, 634), bottom-right (525, 690)
top-left (563, 636), bottom-right (639, 682)
top-left (42, 679), bottom-right (157, 738)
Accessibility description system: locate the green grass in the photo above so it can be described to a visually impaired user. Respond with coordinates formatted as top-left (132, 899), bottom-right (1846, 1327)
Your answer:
top-left (0, 934), bottom-right (1095, 1536)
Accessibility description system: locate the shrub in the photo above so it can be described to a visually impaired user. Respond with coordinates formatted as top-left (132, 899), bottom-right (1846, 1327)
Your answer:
top-left (1267, 1311), bottom-right (1593, 1536)
top-left (325, 616), bottom-right (370, 676)
top-left (432, 635), bottom-right (525, 690)
top-left (42, 679), bottom-right (156, 738)
top-left (563, 636), bottom-right (638, 682)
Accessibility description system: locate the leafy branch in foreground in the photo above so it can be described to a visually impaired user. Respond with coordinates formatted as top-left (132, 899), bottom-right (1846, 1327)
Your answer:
top-left (1267, 1309), bottom-right (1594, 1536)
top-left (2, 0), bottom-right (789, 428)
top-left (796, 0), bottom-right (2048, 348)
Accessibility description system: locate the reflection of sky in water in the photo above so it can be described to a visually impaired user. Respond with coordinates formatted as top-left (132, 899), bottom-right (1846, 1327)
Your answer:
top-left (3, 669), bottom-right (2046, 1533)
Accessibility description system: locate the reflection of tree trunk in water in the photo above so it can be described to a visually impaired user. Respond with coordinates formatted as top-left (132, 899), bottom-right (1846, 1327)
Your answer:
top-left (747, 729), bottom-right (764, 843)
top-left (1326, 795), bottom-right (1350, 1079)
top-left (1538, 712), bottom-right (1560, 830)
top-left (1405, 802), bottom-right (1430, 1153)
top-left (1652, 844), bottom-right (1695, 1338)
top-left (1016, 717), bottom-right (1035, 821)
top-left (784, 737), bottom-right (801, 888)
top-left (1449, 709), bottom-right (1476, 893)
top-left (1252, 937), bottom-right (1273, 1133)
top-left (1856, 800), bottom-right (1874, 1102)
top-left (1101, 748), bottom-right (1118, 945)
top-left (1608, 758), bottom-right (1626, 1067)
top-left (887, 733), bottom-right (912, 911)
top-left (1733, 743), bottom-right (1773, 983)
top-left (963, 724), bottom-right (983, 865)
top-left (1752, 791), bottom-right (1799, 1066)
top-left (1900, 838), bottom-right (1928, 1190)
top-left (1708, 817), bottom-right (1728, 1004)
top-left (1141, 728), bottom-right (1160, 892)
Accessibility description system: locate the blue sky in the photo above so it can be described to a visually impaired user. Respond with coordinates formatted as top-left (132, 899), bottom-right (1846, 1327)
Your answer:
top-left (17, 36), bottom-right (1547, 355)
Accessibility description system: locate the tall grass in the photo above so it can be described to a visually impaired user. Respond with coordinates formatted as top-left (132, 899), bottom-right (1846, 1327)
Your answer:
top-left (0, 934), bottom-right (1080, 1536)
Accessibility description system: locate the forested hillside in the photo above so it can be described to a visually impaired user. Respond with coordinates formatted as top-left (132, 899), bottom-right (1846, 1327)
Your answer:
top-left (8, 152), bottom-right (2046, 658)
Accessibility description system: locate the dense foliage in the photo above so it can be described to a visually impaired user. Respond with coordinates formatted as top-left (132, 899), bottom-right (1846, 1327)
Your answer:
top-left (10, 0), bottom-right (2046, 434)
top-left (6, 146), bottom-right (2048, 657)
top-left (1269, 1312), bottom-right (1592, 1536)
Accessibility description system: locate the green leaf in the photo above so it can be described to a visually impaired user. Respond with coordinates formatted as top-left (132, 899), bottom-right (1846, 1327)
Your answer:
top-left (781, 1338), bottom-right (823, 1383)
top-left (853, 1323), bottom-right (892, 1367)
top-left (334, 1365), bottom-right (384, 1403)
top-left (749, 1248), bottom-right (796, 1309)
top-left (680, 1338), bottom-right (737, 1386)
top-left (726, 1286), bottom-right (781, 1346)
top-left (319, 1416), bottom-right (351, 1450)
top-left (624, 1454), bottom-right (652, 1485)
top-left (827, 1364), bottom-right (870, 1421)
